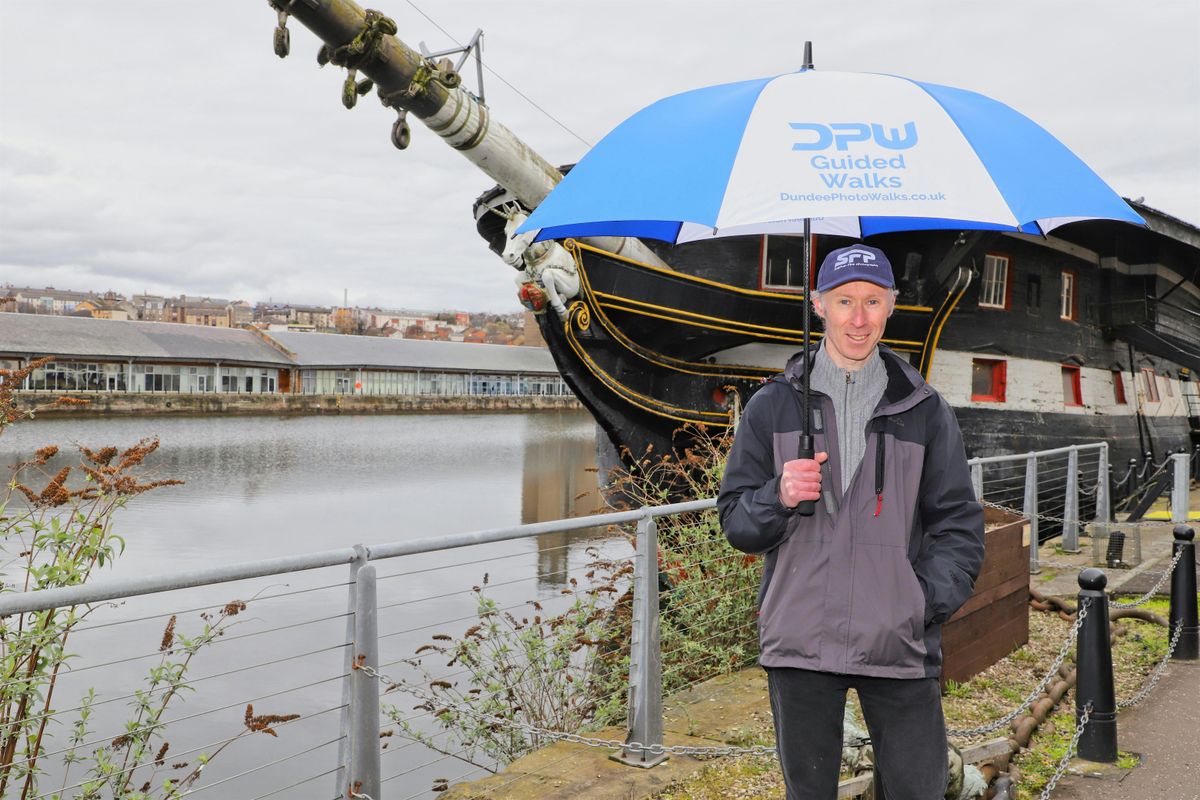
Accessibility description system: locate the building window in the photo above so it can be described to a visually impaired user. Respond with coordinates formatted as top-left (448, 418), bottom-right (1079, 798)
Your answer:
top-left (979, 254), bottom-right (1009, 309)
top-left (1060, 271), bottom-right (1077, 321)
top-left (761, 235), bottom-right (812, 291)
top-left (1140, 368), bottom-right (1160, 402)
top-left (1112, 371), bottom-right (1127, 405)
top-left (1026, 274), bottom-right (1041, 314)
top-left (971, 359), bottom-right (1007, 402)
top-left (1061, 365), bottom-right (1082, 406)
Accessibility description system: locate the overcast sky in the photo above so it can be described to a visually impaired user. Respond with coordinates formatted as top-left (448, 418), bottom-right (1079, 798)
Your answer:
top-left (2, 1), bottom-right (1197, 312)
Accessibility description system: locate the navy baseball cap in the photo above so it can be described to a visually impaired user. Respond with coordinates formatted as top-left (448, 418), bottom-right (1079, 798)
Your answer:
top-left (816, 244), bottom-right (895, 292)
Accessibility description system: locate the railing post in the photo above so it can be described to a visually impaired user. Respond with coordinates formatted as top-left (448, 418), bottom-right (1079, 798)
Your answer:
top-left (334, 545), bottom-right (369, 799)
top-left (1170, 453), bottom-right (1190, 523)
top-left (613, 513), bottom-right (667, 768)
top-left (1169, 526), bottom-right (1199, 661)
top-left (1076, 568), bottom-right (1116, 763)
top-left (1024, 454), bottom-right (1040, 574)
top-left (1063, 447), bottom-right (1080, 553)
top-left (1096, 444), bottom-right (1110, 525)
top-left (1126, 457), bottom-right (1138, 499)
top-left (348, 564), bottom-right (381, 799)
top-left (970, 462), bottom-right (983, 501)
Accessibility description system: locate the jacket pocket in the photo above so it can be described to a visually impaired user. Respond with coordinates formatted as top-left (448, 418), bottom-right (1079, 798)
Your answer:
top-left (845, 543), bottom-right (928, 671)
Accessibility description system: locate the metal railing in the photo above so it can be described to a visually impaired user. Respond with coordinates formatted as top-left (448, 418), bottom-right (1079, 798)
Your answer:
top-left (2, 454), bottom-right (1195, 798)
top-left (0, 499), bottom-right (711, 799)
top-left (966, 441), bottom-right (1195, 574)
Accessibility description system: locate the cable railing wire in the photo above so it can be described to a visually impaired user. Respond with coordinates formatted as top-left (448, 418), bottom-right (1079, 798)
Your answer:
top-left (70, 579), bottom-right (354, 635)
top-left (21, 701), bottom-right (345, 794)
top-left (247, 765), bottom-right (342, 800)
top-left (4, 671), bottom-right (350, 771)
top-left (173, 734), bottom-right (345, 798)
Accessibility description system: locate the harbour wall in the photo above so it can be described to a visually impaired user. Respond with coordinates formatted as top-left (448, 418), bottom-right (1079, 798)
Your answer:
top-left (13, 391), bottom-right (583, 418)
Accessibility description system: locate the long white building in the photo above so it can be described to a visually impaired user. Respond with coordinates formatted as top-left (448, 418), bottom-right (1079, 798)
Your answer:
top-left (0, 314), bottom-right (570, 398)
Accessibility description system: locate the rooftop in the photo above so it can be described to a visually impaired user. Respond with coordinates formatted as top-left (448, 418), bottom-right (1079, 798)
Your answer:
top-left (0, 313), bottom-right (559, 374)
top-left (0, 314), bottom-right (292, 366)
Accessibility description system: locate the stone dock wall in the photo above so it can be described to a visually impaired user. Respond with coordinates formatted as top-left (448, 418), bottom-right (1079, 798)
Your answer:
top-left (14, 391), bottom-right (583, 417)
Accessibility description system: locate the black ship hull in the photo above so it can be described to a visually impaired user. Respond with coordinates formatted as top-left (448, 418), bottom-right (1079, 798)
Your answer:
top-left (475, 193), bottom-right (1200, 481)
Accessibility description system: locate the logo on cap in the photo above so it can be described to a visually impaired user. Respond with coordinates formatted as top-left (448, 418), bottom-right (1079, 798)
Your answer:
top-left (832, 248), bottom-right (878, 270)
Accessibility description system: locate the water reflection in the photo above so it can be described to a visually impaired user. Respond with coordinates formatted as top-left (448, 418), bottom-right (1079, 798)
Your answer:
top-left (521, 428), bottom-right (609, 588)
top-left (0, 411), bottom-right (603, 584)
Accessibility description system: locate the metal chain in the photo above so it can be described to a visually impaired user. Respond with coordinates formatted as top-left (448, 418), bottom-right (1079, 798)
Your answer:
top-left (1110, 548), bottom-right (1183, 608)
top-left (979, 499), bottom-right (1152, 530)
top-left (1117, 621), bottom-right (1185, 709)
top-left (357, 663), bottom-right (778, 758)
top-left (1038, 701), bottom-right (1092, 800)
top-left (947, 599), bottom-right (1090, 739)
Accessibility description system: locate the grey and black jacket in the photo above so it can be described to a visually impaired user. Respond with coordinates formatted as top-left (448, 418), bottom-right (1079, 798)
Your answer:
top-left (718, 345), bottom-right (984, 679)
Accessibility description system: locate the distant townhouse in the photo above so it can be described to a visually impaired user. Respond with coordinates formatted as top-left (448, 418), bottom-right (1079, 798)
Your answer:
top-left (227, 300), bottom-right (253, 328)
top-left (166, 295), bottom-right (231, 327)
top-left (131, 294), bottom-right (167, 321)
top-left (287, 305), bottom-right (333, 330)
top-left (11, 286), bottom-right (95, 315)
top-left (76, 295), bottom-right (135, 321)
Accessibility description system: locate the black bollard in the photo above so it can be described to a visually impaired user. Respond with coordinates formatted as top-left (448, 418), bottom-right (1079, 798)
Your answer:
top-left (1169, 525), bottom-right (1199, 661)
top-left (1127, 457), bottom-right (1138, 497)
top-left (1075, 568), bottom-right (1117, 762)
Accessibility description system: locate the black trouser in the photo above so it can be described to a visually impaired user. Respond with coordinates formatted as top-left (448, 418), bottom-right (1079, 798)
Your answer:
top-left (766, 667), bottom-right (947, 800)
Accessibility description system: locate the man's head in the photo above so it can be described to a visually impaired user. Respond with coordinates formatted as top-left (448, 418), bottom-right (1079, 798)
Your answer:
top-left (812, 244), bottom-right (897, 370)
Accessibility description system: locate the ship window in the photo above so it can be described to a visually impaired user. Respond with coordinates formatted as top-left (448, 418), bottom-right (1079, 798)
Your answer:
top-left (1026, 274), bottom-right (1041, 313)
top-left (1112, 371), bottom-right (1127, 405)
top-left (761, 235), bottom-right (810, 292)
top-left (1140, 368), bottom-right (1160, 402)
top-left (971, 359), bottom-right (1007, 402)
top-left (1060, 271), bottom-right (1077, 321)
top-left (979, 254), bottom-right (1009, 309)
top-left (1061, 365), bottom-right (1082, 406)
top-left (1164, 376), bottom-right (1173, 397)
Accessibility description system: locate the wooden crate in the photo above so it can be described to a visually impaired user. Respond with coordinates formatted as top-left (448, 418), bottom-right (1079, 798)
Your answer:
top-left (940, 508), bottom-right (1030, 686)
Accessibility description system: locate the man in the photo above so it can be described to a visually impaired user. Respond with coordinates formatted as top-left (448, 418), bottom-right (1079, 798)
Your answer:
top-left (718, 243), bottom-right (984, 799)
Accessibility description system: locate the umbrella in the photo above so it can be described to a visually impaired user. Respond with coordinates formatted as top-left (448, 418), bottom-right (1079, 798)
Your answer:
top-left (518, 45), bottom-right (1143, 514)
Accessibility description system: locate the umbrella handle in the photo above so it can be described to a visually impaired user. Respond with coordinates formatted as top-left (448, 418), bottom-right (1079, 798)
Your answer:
top-left (795, 434), bottom-right (816, 517)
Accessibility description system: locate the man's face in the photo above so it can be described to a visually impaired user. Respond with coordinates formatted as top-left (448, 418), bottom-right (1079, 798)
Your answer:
top-left (813, 281), bottom-right (894, 370)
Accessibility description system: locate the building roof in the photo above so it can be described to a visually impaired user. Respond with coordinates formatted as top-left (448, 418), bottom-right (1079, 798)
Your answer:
top-left (0, 313), bottom-right (559, 374)
top-left (11, 287), bottom-right (96, 302)
top-left (0, 313), bottom-right (291, 366)
top-left (267, 331), bottom-right (559, 373)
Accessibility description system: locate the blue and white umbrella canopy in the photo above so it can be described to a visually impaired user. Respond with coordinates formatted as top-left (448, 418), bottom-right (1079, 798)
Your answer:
top-left (520, 70), bottom-right (1143, 243)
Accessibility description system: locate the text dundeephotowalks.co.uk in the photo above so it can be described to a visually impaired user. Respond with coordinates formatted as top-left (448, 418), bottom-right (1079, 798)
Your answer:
top-left (779, 190), bottom-right (949, 203)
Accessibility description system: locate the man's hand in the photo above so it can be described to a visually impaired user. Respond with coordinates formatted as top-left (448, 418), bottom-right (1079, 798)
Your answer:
top-left (779, 452), bottom-right (829, 508)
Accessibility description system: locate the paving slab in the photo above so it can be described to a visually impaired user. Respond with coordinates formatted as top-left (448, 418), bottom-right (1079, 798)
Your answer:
top-left (1047, 661), bottom-right (1199, 800)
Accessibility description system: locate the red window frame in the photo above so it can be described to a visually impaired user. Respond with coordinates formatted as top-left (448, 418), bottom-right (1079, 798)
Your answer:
top-left (1062, 365), bottom-right (1083, 406)
top-left (1112, 371), bottom-right (1127, 405)
top-left (971, 358), bottom-right (1007, 402)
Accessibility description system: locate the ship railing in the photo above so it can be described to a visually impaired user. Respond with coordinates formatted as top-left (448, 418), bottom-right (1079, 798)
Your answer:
top-left (966, 442), bottom-right (1195, 575)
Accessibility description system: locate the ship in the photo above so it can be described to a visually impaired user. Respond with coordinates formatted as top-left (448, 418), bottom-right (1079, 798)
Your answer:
top-left (266, 0), bottom-right (1200, 480)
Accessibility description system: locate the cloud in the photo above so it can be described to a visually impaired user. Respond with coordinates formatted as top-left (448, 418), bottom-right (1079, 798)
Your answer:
top-left (1, 0), bottom-right (1197, 312)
